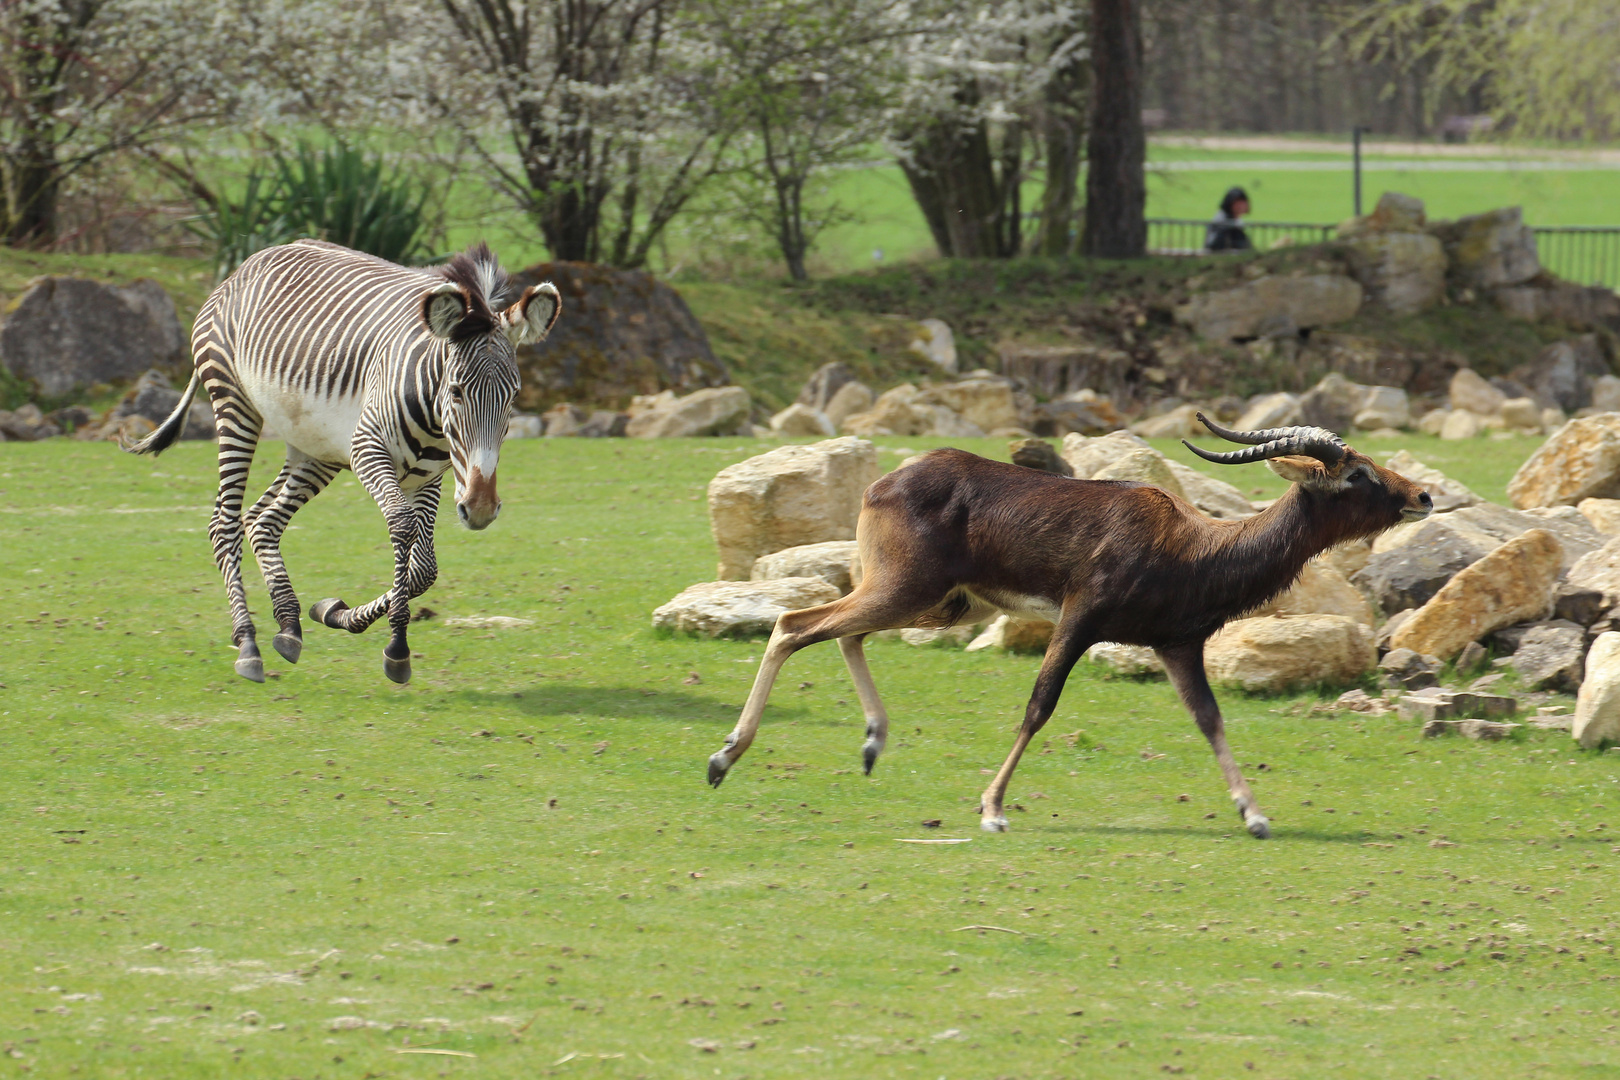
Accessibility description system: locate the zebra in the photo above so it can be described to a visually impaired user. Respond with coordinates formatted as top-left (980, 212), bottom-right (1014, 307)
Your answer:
top-left (126, 239), bottom-right (560, 685)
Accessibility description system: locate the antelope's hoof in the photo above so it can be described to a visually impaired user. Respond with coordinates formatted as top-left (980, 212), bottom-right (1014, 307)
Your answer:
top-left (861, 740), bottom-right (882, 776)
top-left (383, 654), bottom-right (412, 685)
top-left (310, 598), bottom-right (350, 630)
top-left (707, 752), bottom-right (730, 788)
top-left (1246, 815), bottom-right (1272, 840)
top-left (272, 628), bottom-right (303, 664)
top-left (980, 815), bottom-right (1009, 834)
top-left (234, 655), bottom-right (265, 683)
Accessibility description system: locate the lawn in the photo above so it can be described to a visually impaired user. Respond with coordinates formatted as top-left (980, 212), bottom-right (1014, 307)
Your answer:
top-left (3, 431), bottom-right (1620, 1079)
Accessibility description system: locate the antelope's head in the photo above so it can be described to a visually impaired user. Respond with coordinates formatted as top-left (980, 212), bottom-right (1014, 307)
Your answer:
top-left (421, 245), bottom-right (561, 530)
top-left (1184, 414), bottom-right (1432, 541)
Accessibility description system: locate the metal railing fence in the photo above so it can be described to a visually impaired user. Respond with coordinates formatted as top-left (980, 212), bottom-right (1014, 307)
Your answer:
top-left (1145, 218), bottom-right (1620, 290)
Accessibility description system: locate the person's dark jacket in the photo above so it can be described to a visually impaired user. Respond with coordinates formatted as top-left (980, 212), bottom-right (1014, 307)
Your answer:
top-left (1205, 213), bottom-right (1251, 252)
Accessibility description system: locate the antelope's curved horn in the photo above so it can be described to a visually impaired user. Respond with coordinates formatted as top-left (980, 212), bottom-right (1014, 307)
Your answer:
top-left (1184, 412), bottom-right (1347, 466)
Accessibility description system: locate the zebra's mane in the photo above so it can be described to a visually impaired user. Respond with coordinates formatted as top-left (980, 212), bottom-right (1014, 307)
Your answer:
top-left (435, 242), bottom-right (509, 340)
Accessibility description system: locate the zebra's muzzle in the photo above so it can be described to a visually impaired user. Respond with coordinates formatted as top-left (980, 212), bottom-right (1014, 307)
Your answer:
top-left (457, 469), bottom-right (501, 530)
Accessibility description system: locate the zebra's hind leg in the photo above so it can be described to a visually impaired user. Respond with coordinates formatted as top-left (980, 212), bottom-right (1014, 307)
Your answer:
top-left (311, 478), bottom-right (442, 685)
top-left (205, 383), bottom-right (265, 682)
top-left (246, 451), bottom-right (339, 665)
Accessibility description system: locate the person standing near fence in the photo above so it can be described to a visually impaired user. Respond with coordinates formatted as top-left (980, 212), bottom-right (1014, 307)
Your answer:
top-left (1205, 186), bottom-right (1252, 252)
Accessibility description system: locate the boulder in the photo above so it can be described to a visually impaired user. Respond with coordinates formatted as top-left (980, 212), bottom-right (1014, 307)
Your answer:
top-left (1397, 690), bottom-right (1518, 722)
top-left (1130, 403), bottom-right (1205, 440)
top-left (1174, 274), bottom-right (1363, 341)
top-left (1234, 392), bottom-right (1301, 432)
top-left (1593, 375), bottom-right (1620, 413)
top-left (1060, 430), bottom-right (1152, 478)
top-left (1033, 392), bottom-right (1124, 437)
top-left (1575, 631), bottom-right (1620, 748)
top-left (1496, 281), bottom-right (1620, 330)
top-left (750, 540), bottom-right (861, 594)
top-left (94, 369), bottom-right (214, 442)
top-left (823, 382), bottom-right (874, 429)
top-left (506, 260), bottom-right (727, 411)
top-left (908, 319), bottom-right (957, 374)
top-left (1388, 528), bottom-right (1561, 660)
top-left (0, 403), bottom-right (61, 441)
top-left (1009, 438), bottom-right (1074, 477)
top-left (1421, 719), bottom-right (1520, 741)
top-left (1338, 191), bottom-right (1428, 237)
top-left (920, 404), bottom-right (988, 438)
top-left (1418, 408), bottom-right (1451, 436)
top-left (708, 436), bottom-right (880, 579)
top-left (1439, 410), bottom-right (1485, 440)
top-left (1500, 397), bottom-right (1543, 432)
top-left (998, 342), bottom-right (1133, 399)
top-left (1515, 336), bottom-right (1610, 413)
top-left (1253, 562), bottom-right (1374, 626)
top-left (1510, 620), bottom-right (1587, 692)
top-left (1376, 608), bottom-right (1415, 651)
top-left (543, 402), bottom-right (627, 437)
top-left (1355, 521), bottom-right (1500, 614)
top-left (1165, 461), bottom-right (1254, 520)
top-left (898, 625), bottom-right (977, 647)
top-left (965, 614), bottom-right (1054, 654)
top-left (1344, 231), bottom-right (1446, 315)
top-left (1372, 501), bottom-right (1597, 577)
top-left (1354, 386), bottom-right (1411, 431)
top-left (1578, 497), bottom-right (1620, 534)
top-left (626, 386), bottom-right (750, 438)
top-left (1567, 536), bottom-right (1620, 607)
top-left (1379, 647), bottom-right (1442, 691)
top-left (1204, 614), bottom-right (1376, 692)
top-left (1085, 641), bottom-right (1164, 675)
top-left (1382, 450), bottom-right (1482, 511)
top-left (1507, 413), bottom-right (1620, 508)
top-left (0, 277), bottom-right (185, 398)
top-left (652, 577), bottom-right (841, 638)
top-left (1554, 583), bottom-right (1608, 627)
top-left (796, 362), bottom-right (856, 412)
top-left (1091, 448), bottom-right (1185, 498)
top-left (915, 378), bottom-right (1019, 434)
top-left (506, 413), bottom-right (544, 439)
top-left (769, 403), bottom-right (836, 437)
top-left (1430, 206), bottom-right (1540, 289)
top-left (840, 384), bottom-right (931, 437)
top-left (1295, 372), bottom-right (1367, 435)
top-left (1320, 537), bottom-right (1374, 579)
top-left (1449, 368), bottom-right (1506, 416)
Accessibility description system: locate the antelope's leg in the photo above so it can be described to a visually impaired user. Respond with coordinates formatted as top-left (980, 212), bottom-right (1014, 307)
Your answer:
top-left (1157, 641), bottom-right (1269, 839)
top-left (205, 385), bottom-right (265, 683)
top-left (245, 452), bottom-right (339, 664)
top-left (979, 615), bottom-right (1093, 833)
top-left (836, 634), bottom-right (891, 774)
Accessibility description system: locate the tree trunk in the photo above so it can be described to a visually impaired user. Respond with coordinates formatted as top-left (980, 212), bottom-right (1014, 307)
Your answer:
top-left (4, 133), bottom-right (58, 248)
top-left (1034, 39), bottom-right (1088, 257)
top-left (898, 85), bottom-right (1022, 260)
top-left (1082, 0), bottom-right (1145, 259)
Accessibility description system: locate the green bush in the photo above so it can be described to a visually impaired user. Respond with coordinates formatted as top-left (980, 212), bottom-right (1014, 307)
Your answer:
top-left (193, 140), bottom-right (436, 278)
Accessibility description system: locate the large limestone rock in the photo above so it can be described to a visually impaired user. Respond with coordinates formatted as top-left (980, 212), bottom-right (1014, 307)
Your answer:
top-left (0, 277), bottom-right (185, 398)
top-left (908, 319), bottom-right (957, 374)
top-left (840, 384), bottom-right (986, 438)
top-left (750, 540), bottom-right (861, 595)
top-left (1091, 448), bottom-right (1185, 498)
top-left (708, 436), bottom-right (879, 579)
top-left (542, 402), bottom-right (626, 437)
top-left (999, 342), bottom-right (1133, 399)
top-left (1354, 386), bottom-right (1411, 431)
top-left (1297, 372), bottom-right (1368, 435)
top-left (652, 578), bottom-right (840, 638)
top-left (1165, 461), bottom-right (1254, 519)
top-left (1234, 392), bottom-right (1301, 432)
top-left (1510, 620), bottom-right (1587, 692)
top-left (1130, 403), bottom-right (1205, 440)
top-left (1060, 430), bottom-right (1152, 478)
top-left (1430, 206), bottom-right (1540, 289)
top-left (769, 403), bottom-right (835, 437)
top-left (1439, 410), bottom-right (1485, 440)
top-left (0, 403), bottom-right (61, 441)
top-left (1174, 274), bottom-right (1363, 341)
top-left (915, 377), bottom-right (1020, 434)
top-left (1344, 231), bottom-right (1446, 316)
top-left (1373, 501), bottom-right (1599, 572)
top-left (1578, 497), bottom-right (1620, 535)
top-left (965, 614), bottom-right (1054, 654)
top-left (797, 362), bottom-right (856, 411)
top-left (1383, 450), bottom-right (1482, 511)
top-left (1507, 414), bottom-right (1620, 508)
top-left (1567, 536), bottom-right (1620, 607)
top-left (823, 382), bottom-right (874, 429)
top-left (1205, 614), bottom-right (1376, 692)
top-left (508, 260), bottom-right (726, 411)
top-left (627, 386), bottom-right (750, 438)
top-left (1516, 336), bottom-right (1610, 413)
top-left (1338, 191), bottom-right (1428, 237)
top-left (1389, 529), bottom-right (1561, 660)
top-left (1252, 562), bottom-right (1374, 626)
top-left (1033, 391), bottom-right (1124, 437)
top-left (1449, 368), bottom-right (1506, 416)
top-left (1575, 632), bottom-right (1620, 749)
top-left (1085, 642), bottom-right (1164, 675)
top-left (1356, 518), bottom-right (1503, 613)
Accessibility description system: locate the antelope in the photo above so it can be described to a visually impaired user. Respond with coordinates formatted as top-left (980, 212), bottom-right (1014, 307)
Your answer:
top-left (706, 418), bottom-right (1432, 839)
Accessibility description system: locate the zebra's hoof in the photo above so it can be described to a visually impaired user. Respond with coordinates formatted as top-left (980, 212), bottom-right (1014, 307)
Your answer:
top-left (234, 655), bottom-right (265, 683)
top-left (272, 629), bottom-right (303, 664)
top-left (310, 598), bottom-right (349, 629)
top-left (383, 654), bottom-right (412, 685)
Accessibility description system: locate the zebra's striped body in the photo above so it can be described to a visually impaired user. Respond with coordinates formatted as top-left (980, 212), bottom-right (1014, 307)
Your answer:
top-left (128, 239), bottom-right (560, 683)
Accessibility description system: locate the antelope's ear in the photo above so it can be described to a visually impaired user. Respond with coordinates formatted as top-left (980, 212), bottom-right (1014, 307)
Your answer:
top-left (500, 282), bottom-right (561, 345)
top-left (1266, 454), bottom-right (1333, 489)
top-left (423, 282), bottom-right (471, 340)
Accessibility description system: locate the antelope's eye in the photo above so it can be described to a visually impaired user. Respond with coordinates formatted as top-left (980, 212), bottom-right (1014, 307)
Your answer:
top-left (1348, 469), bottom-right (1369, 484)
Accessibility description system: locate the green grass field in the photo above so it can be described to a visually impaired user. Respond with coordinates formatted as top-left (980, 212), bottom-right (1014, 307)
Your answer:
top-left (5, 431), bottom-right (1620, 1078)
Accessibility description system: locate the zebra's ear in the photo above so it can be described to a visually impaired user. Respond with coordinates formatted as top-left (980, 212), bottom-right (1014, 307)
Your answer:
top-left (423, 282), bottom-right (471, 340)
top-left (501, 282), bottom-right (561, 346)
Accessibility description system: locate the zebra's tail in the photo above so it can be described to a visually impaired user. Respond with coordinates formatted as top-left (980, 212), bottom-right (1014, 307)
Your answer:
top-left (122, 370), bottom-right (204, 457)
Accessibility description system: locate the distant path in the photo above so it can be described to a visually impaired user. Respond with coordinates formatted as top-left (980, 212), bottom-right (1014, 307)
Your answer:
top-left (1152, 134), bottom-right (1620, 165)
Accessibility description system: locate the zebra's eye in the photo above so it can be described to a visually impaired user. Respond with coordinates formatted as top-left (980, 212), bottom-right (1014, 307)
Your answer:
top-left (448, 384), bottom-right (464, 403)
